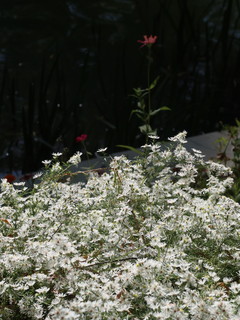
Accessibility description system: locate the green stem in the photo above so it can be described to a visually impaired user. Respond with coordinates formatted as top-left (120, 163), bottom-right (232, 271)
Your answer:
top-left (82, 141), bottom-right (89, 160)
top-left (147, 47), bottom-right (151, 116)
top-left (146, 46), bottom-right (152, 143)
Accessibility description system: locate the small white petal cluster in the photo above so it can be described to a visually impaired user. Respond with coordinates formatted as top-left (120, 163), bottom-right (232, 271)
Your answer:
top-left (67, 151), bottom-right (83, 166)
top-left (97, 147), bottom-right (108, 153)
top-left (0, 132), bottom-right (240, 319)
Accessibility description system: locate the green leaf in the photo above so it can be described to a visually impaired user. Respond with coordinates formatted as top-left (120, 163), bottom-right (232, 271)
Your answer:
top-left (130, 109), bottom-right (145, 121)
top-left (133, 87), bottom-right (141, 94)
top-left (159, 106), bottom-right (171, 111)
top-left (131, 109), bottom-right (144, 115)
top-left (141, 91), bottom-right (149, 97)
top-left (149, 109), bottom-right (160, 116)
top-left (139, 124), bottom-right (153, 134)
top-left (133, 87), bottom-right (147, 96)
top-left (149, 106), bottom-right (171, 116)
top-left (149, 76), bottom-right (160, 90)
top-left (235, 118), bottom-right (240, 127)
top-left (131, 91), bottom-right (148, 99)
top-left (116, 145), bottom-right (144, 155)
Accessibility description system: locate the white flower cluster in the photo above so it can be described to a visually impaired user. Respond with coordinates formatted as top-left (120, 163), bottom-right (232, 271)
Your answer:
top-left (0, 133), bottom-right (240, 319)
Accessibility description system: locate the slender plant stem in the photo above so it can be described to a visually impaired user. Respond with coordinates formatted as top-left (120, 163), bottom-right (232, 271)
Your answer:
top-left (146, 46), bottom-right (152, 143)
top-left (82, 141), bottom-right (89, 160)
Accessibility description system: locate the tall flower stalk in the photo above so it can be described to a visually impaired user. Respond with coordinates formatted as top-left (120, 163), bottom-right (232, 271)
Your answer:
top-left (75, 134), bottom-right (90, 160)
top-left (138, 35), bottom-right (157, 123)
top-left (132, 35), bottom-right (170, 143)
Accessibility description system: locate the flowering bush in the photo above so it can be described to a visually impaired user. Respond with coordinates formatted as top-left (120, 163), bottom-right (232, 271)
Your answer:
top-left (0, 132), bottom-right (240, 320)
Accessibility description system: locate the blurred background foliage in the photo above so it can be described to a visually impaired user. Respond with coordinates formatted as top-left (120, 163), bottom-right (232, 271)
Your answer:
top-left (0, 0), bottom-right (240, 173)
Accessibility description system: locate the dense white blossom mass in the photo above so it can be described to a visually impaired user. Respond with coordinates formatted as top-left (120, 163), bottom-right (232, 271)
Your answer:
top-left (0, 132), bottom-right (240, 319)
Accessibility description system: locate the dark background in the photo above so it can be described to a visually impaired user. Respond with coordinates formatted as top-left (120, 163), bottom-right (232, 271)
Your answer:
top-left (1, 0), bottom-right (240, 173)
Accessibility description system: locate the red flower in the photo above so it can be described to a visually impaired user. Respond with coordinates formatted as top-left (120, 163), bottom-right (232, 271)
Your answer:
top-left (137, 35), bottom-right (157, 47)
top-left (3, 174), bottom-right (16, 183)
top-left (75, 134), bottom-right (88, 142)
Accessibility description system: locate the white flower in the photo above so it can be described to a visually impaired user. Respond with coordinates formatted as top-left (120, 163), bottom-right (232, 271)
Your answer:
top-left (33, 172), bottom-right (43, 179)
top-left (168, 131), bottom-right (187, 143)
top-left (148, 135), bottom-right (160, 140)
top-left (67, 151), bottom-right (82, 165)
top-left (192, 148), bottom-right (202, 153)
top-left (192, 148), bottom-right (205, 158)
top-left (97, 147), bottom-right (108, 153)
top-left (52, 152), bottom-right (63, 158)
top-left (13, 182), bottom-right (25, 186)
top-left (50, 162), bottom-right (62, 172)
top-left (229, 282), bottom-right (240, 294)
top-left (42, 160), bottom-right (51, 166)
top-left (35, 286), bottom-right (50, 294)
